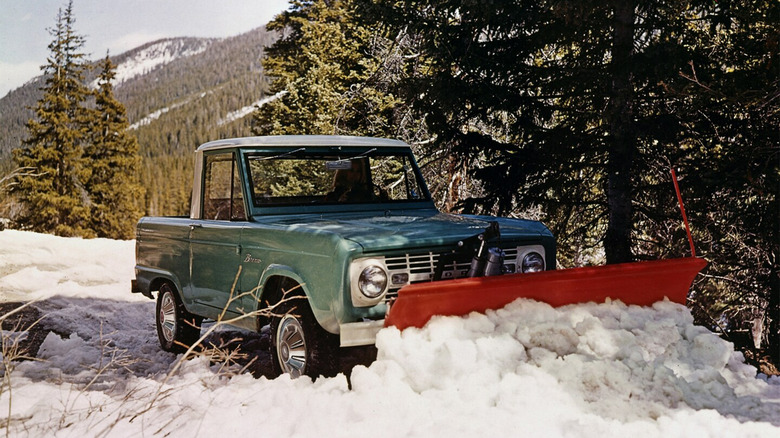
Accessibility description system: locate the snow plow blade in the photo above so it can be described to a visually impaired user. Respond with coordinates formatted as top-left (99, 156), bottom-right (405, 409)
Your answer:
top-left (384, 257), bottom-right (707, 330)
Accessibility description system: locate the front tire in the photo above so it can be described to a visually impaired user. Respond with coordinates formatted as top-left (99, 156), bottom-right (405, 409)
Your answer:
top-left (270, 293), bottom-right (338, 379)
top-left (156, 283), bottom-right (202, 353)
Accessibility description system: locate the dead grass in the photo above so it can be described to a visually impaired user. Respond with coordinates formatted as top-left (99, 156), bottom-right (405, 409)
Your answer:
top-left (0, 301), bottom-right (44, 437)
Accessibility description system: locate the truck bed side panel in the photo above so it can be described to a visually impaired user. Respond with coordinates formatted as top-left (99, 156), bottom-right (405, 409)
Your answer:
top-left (135, 217), bottom-right (191, 301)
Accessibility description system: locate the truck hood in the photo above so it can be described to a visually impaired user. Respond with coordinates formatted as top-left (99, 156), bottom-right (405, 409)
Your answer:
top-left (256, 209), bottom-right (551, 253)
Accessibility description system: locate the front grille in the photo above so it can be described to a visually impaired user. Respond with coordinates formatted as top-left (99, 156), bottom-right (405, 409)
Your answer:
top-left (383, 246), bottom-right (523, 299)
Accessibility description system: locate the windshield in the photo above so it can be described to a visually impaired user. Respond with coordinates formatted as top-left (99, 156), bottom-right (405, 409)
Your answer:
top-left (245, 149), bottom-right (430, 207)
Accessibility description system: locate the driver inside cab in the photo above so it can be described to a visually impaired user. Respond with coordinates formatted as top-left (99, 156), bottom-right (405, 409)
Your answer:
top-left (325, 159), bottom-right (373, 202)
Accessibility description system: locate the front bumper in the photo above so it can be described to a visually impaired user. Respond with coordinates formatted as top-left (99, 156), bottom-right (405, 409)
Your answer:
top-left (339, 320), bottom-right (385, 347)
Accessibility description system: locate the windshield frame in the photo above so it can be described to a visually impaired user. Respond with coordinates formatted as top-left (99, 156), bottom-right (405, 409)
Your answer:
top-left (240, 146), bottom-right (435, 216)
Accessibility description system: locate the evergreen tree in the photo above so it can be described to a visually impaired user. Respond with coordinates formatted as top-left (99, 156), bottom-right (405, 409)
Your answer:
top-left (12, 1), bottom-right (93, 237)
top-left (85, 53), bottom-right (146, 239)
top-left (253, 1), bottom-right (458, 204)
top-left (361, 0), bottom-right (734, 264)
top-left (252, 0), bottom-right (403, 138)
top-left (671, 0), bottom-right (779, 363)
top-left (362, 0), bottom-right (619, 264)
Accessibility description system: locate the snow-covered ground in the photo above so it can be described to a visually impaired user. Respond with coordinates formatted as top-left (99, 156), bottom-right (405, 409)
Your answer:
top-left (0, 230), bottom-right (779, 437)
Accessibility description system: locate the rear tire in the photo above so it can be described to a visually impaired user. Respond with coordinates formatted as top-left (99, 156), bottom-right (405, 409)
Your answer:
top-left (270, 291), bottom-right (338, 379)
top-left (156, 283), bottom-right (202, 353)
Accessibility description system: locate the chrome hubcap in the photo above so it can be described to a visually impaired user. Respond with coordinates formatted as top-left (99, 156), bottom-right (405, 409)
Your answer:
top-left (160, 291), bottom-right (177, 343)
top-left (276, 314), bottom-right (306, 378)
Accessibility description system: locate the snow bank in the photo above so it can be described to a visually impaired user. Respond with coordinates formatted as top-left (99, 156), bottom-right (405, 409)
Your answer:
top-left (1, 230), bottom-right (779, 437)
top-left (0, 230), bottom-right (137, 302)
top-left (367, 301), bottom-right (779, 433)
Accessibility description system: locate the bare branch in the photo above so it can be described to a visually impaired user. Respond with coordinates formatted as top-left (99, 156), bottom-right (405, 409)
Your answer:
top-left (0, 167), bottom-right (46, 193)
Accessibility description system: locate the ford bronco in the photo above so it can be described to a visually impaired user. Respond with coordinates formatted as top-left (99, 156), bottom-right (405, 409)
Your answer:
top-left (132, 135), bottom-right (555, 378)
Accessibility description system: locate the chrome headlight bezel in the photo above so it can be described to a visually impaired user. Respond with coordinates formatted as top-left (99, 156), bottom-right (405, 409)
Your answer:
top-left (517, 245), bottom-right (546, 273)
top-left (350, 258), bottom-right (389, 307)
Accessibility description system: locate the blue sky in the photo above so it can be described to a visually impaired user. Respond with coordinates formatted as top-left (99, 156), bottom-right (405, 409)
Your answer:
top-left (0, 0), bottom-right (290, 97)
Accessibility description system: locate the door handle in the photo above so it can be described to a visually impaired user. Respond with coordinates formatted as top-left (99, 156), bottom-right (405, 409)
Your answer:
top-left (188, 223), bottom-right (202, 239)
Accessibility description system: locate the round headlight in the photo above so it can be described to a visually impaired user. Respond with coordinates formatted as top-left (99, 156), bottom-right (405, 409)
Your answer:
top-left (521, 252), bottom-right (545, 273)
top-left (358, 265), bottom-right (388, 298)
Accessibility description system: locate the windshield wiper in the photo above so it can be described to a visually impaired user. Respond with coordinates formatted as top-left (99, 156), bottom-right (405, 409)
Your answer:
top-left (331, 148), bottom-right (377, 163)
top-left (256, 147), bottom-right (306, 161)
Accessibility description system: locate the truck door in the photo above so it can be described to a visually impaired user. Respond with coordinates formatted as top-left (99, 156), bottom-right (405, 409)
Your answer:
top-left (189, 151), bottom-right (248, 320)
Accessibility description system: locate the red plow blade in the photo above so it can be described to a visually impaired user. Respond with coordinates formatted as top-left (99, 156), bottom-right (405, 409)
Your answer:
top-left (384, 257), bottom-right (707, 330)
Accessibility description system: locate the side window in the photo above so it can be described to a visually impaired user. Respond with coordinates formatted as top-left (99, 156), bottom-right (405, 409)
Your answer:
top-left (203, 153), bottom-right (246, 221)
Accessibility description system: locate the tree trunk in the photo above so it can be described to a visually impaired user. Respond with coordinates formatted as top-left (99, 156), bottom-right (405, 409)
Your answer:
top-left (769, 266), bottom-right (780, 365)
top-left (604, 0), bottom-right (636, 264)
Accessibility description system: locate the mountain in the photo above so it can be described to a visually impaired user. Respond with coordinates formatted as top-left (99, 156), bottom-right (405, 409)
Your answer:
top-left (0, 27), bottom-right (278, 216)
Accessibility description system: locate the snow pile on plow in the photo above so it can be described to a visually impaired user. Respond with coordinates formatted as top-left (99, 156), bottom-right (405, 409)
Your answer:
top-left (1, 231), bottom-right (779, 437)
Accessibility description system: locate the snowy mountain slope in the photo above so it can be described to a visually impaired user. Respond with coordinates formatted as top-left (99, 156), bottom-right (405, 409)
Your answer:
top-left (0, 28), bottom-right (277, 207)
top-left (0, 230), bottom-right (779, 437)
top-left (0, 26), bottom-right (279, 216)
top-left (110, 38), bottom-right (214, 85)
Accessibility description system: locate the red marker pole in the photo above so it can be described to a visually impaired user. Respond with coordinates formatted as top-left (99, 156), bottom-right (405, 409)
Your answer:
top-left (671, 168), bottom-right (696, 258)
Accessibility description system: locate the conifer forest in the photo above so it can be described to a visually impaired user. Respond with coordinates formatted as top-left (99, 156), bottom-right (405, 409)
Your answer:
top-left (0, 0), bottom-right (777, 371)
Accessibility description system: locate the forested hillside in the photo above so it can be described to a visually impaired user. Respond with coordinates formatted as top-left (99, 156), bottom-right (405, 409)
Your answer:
top-left (0, 26), bottom-right (278, 216)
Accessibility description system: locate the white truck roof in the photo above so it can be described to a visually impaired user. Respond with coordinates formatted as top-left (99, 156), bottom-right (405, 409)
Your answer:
top-left (196, 135), bottom-right (409, 152)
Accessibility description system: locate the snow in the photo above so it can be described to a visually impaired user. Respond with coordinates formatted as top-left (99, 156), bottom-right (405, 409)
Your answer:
top-left (134, 89), bottom-right (284, 130)
top-left (1, 229), bottom-right (779, 437)
top-left (89, 39), bottom-right (211, 91)
top-left (217, 91), bottom-right (288, 126)
top-left (112, 39), bottom-right (211, 86)
top-left (128, 99), bottom-right (191, 130)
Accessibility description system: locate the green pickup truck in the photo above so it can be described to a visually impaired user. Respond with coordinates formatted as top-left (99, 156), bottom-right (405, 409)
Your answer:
top-left (133, 135), bottom-right (555, 378)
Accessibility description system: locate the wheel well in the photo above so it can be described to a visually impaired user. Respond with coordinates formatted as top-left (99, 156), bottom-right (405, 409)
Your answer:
top-left (149, 278), bottom-right (180, 299)
top-left (258, 276), bottom-right (302, 327)
top-left (150, 278), bottom-right (168, 295)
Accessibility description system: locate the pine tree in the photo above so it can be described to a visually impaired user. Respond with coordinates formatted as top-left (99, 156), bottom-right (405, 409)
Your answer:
top-left (363, 0), bottom-right (619, 264)
top-left (12, 1), bottom-right (93, 237)
top-left (252, 0), bottom-right (403, 138)
top-left (85, 53), bottom-right (146, 239)
top-left (672, 0), bottom-right (779, 364)
top-left (362, 0), bottom-right (737, 265)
